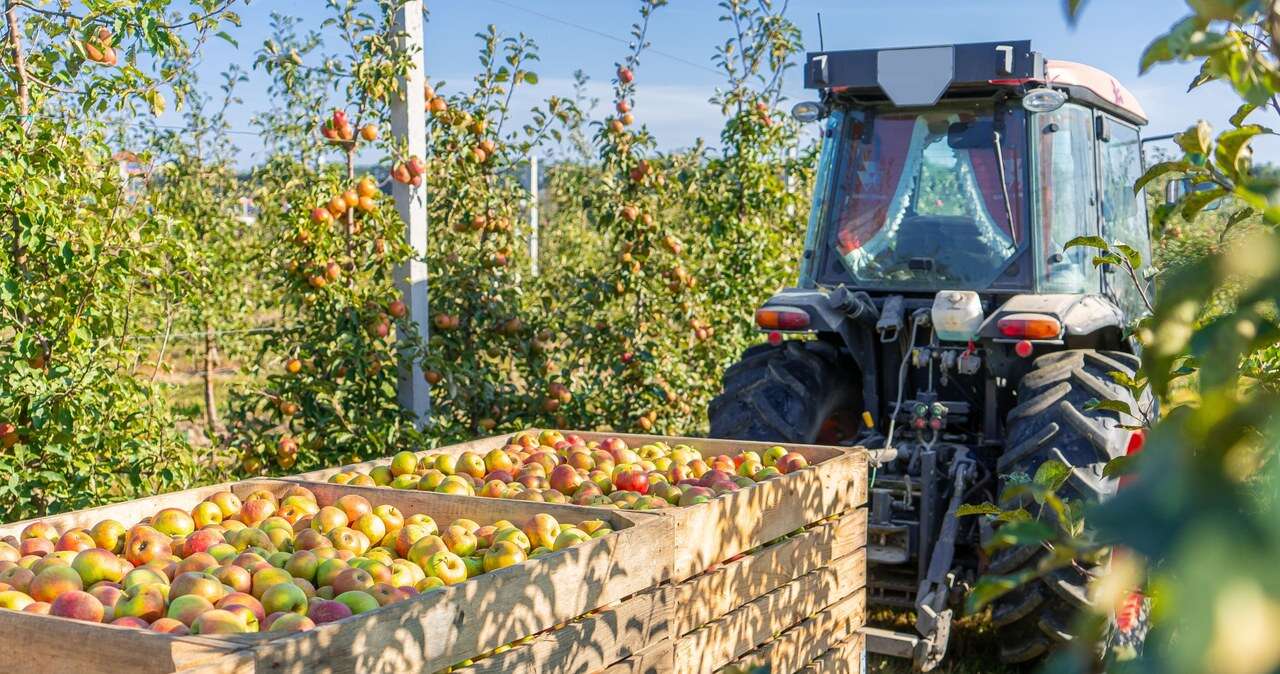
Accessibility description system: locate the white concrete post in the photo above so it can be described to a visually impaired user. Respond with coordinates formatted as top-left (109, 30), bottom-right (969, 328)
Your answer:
top-left (392, 1), bottom-right (430, 427)
top-left (529, 154), bottom-right (539, 276)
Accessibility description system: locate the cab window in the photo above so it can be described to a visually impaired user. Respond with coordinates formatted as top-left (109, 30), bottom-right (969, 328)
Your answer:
top-left (1034, 103), bottom-right (1100, 293)
top-left (1098, 116), bottom-right (1152, 316)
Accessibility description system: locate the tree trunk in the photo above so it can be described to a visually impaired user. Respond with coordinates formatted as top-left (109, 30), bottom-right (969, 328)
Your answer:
top-left (203, 318), bottom-right (224, 437)
top-left (4, 0), bottom-right (30, 117)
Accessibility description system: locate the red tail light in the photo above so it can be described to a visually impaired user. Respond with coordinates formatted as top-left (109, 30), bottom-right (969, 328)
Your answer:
top-left (1126, 429), bottom-right (1146, 456)
top-left (755, 306), bottom-right (811, 331)
top-left (997, 314), bottom-right (1062, 340)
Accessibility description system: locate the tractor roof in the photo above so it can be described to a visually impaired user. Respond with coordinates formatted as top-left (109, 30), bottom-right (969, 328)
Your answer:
top-left (803, 40), bottom-right (1147, 126)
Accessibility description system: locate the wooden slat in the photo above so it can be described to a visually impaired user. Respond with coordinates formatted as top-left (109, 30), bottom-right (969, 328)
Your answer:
top-left (597, 638), bottom-right (674, 674)
top-left (673, 549), bottom-right (867, 674)
top-left (673, 509), bottom-right (867, 636)
top-left (452, 586), bottom-right (670, 674)
top-left (718, 589), bottom-right (866, 674)
top-left (0, 611), bottom-right (249, 674)
top-left (797, 631), bottom-right (867, 674)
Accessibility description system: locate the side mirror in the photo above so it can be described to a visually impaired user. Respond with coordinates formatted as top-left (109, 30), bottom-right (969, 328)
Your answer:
top-left (1163, 179), bottom-right (1184, 207)
top-left (791, 101), bottom-right (827, 123)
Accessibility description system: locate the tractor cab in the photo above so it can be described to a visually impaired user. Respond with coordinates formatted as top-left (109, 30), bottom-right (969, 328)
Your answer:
top-left (711, 41), bottom-right (1154, 670)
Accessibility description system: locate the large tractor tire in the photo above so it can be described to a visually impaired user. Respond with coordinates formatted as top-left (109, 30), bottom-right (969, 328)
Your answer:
top-left (707, 340), bottom-right (857, 443)
top-left (989, 349), bottom-right (1152, 664)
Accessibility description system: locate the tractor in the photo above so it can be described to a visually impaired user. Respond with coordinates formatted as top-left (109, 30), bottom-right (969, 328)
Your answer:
top-left (708, 41), bottom-right (1155, 670)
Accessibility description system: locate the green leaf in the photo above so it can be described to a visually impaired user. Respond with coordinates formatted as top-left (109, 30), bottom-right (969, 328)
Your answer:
top-left (989, 520), bottom-right (1056, 550)
top-left (957, 503), bottom-right (1002, 518)
top-left (1084, 398), bottom-right (1134, 416)
top-left (966, 573), bottom-right (1025, 613)
top-left (1176, 120), bottom-right (1214, 157)
top-left (1064, 235), bottom-right (1109, 251)
top-left (1114, 242), bottom-right (1144, 270)
top-left (1214, 124), bottom-right (1264, 178)
top-left (1182, 185), bottom-right (1228, 219)
top-left (523, 71), bottom-right (538, 84)
top-left (1230, 103), bottom-right (1258, 127)
top-left (1103, 454), bottom-right (1140, 479)
top-left (1134, 160), bottom-right (1191, 193)
top-left (1034, 459), bottom-right (1072, 492)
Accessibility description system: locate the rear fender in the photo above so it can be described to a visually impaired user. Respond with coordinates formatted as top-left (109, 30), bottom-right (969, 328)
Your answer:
top-left (760, 287), bottom-right (881, 415)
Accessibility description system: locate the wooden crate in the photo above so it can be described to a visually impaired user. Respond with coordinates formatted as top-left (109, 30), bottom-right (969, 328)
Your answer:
top-left (449, 508), bottom-right (868, 674)
top-left (289, 430), bottom-right (867, 582)
top-left (0, 479), bottom-right (671, 674)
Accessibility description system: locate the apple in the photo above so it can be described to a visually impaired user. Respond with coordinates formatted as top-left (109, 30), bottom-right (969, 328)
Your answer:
top-left (114, 584), bottom-right (168, 622)
top-left (191, 608), bottom-right (254, 635)
top-left (150, 617), bottom-right (190, 634)
top-left (484, 449), bottom-right (515, 474)
top-left (167, 594), bottom-right (215, 626)
top-left (332, 567), bottom-right (375, 595)
top-left (171, 571), bottom-right (225, 604)
top-left (494, 528), bottom-right (531, 553)
top-left (112, 615), bottom-right (150, 629)
top-left (424, 551), bottom-right (467, 585)
top-left (389, 451), bottom-right (418, 477)
top-left (211, 564), bottom-right (252, 594)
top-left (352, 513), bottom-right (387, 546)
top-left (312, 506), bottom-right (349, 534)
top-left (217, 592), bottom-right (266, 625)
top-left (548, 465), bottom-right (583, 494)
top-left (614, 469), bottom-right (650, 495)
top-left (182, 529), bottom-right (225, 557)
top-left (776, 452), bottom-right (809, 474)
top-left (552, 528), bottom-right (592, 552)
top-left (249, 567), bottom-right (291, 599)
top-left (261, 581), bottom-right (309, 616)
top-left (55, 530), bottom-right (95, 553)
top-left (22, 601), bottom-right (50, 614)
top-left (482, 540), bottom-right (527, 572)
top-left (122, 567), bottom-right (168, 590)
top-left (29, 565), bottom-right (83, 602)
top-left (70, 548), bottom-right (124, 586)
top-left (0, 590), bottom-right (34, 610)
top-left (176, 551), bottom-right (219, 576)
top-left (152, 508), bottom-right (196, 537)
top-left (124, 526), bottom-right (171, 566)
top-left (0, 566), bottom-right (34, 594)
top-left (314, 558), bottom-right (350, 588)
top-left (456, 452), bottom-right (486, 479)
top-left (20, 522), bottom-right (58, 543)
top-left (334, 590), bottom-right (380, 615)
top-left (436, 476), bottom-right (474, 496)
top-left (308, 597), bottom-right (354, 624)
top-left (269, 612), bottom-right (316, 632)
top-left (433, 454), bottom-right (458, 475)
top-left (336, 494), bottom-right (373, 523)
top-left (441, 526), bottom-right (477, 557)
top-left (417, 470), bottom-right (447, 491)
top-left (50, 590), bottom-right (105, 622)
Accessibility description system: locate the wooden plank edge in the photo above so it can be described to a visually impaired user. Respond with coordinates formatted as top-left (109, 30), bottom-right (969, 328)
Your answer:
top-left (796, 631), bottom-right (867, 674)
top-left (450, 586), bottom-right (670, 674)
top-left (673, 511), bottom-right (867, 636)
top-left (673, 549), bottom-right (868, 674)
top-left (716, 588), bottom-right (866, 674)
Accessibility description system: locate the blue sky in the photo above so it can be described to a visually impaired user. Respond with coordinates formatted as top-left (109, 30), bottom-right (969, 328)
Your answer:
top-left (171, 0), bottom-right (1277, 164)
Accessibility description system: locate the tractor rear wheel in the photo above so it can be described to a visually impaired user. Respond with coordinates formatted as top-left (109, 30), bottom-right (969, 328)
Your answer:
top-left (990, 349), bottom-right (1152, 664)
top-left (707, 340), bottom-right (858, 443)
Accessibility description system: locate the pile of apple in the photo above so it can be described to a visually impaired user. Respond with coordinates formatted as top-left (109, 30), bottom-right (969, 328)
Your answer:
top-left (0, 485), bottom-right (612, 635)
top-left (327, 431), bottom-right (811, 509)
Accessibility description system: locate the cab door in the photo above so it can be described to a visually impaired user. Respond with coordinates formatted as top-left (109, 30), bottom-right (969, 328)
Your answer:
top-left (1096, 114), bottom-right (1153, 318)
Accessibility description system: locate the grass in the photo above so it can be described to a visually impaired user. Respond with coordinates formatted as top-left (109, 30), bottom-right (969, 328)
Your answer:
top-left (866, 609), bottom-right (1021, 674)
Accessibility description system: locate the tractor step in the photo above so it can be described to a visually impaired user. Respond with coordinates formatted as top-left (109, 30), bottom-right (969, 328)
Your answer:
top-left (863, 626), bottom-right (920, 659)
